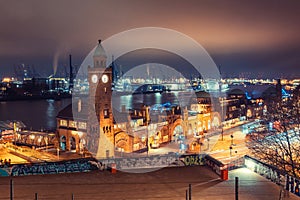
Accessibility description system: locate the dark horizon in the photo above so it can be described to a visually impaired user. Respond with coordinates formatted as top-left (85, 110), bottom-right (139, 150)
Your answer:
top-left (0, 0), bottom-right (299, 79)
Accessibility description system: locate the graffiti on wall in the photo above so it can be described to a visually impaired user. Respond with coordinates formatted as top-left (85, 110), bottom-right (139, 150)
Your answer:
top-left (179, 154), bottom-right (205, 166)
top-left (245, 155), bottom-right (300, 197)
top-left (10, 158), bottom-right (100, 176)
top-left (100, 154), bottom-right (179, 170)
top-left (0, 168), bottom-right (10, 176)
top-left (205, 155), bottom-right (224, 176)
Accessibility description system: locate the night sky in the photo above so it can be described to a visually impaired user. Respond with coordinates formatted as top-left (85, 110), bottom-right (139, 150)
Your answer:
top-left (0, 0), bottom-right (299, 78)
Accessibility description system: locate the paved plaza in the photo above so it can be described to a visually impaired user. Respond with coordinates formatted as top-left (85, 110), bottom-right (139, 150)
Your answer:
top-left (0, 166), bottom-right (299, 200)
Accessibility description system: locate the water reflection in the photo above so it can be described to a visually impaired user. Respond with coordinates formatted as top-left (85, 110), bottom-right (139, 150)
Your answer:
top-left (0, 91), bottom-right (196, 131)
top-left (0, 99), bottom-right (71, 131)
top-left (46, 99), bottom-right (56, 129)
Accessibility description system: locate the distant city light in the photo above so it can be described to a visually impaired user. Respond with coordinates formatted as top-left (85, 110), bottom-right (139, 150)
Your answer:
top-left (2, 77), bottom-right (11, 82)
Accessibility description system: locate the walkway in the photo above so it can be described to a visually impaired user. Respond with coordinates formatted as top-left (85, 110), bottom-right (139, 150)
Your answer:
top-left (0, 166), bottom-right (298, 199)
top-left (198, 168), bottom-right (299, 200)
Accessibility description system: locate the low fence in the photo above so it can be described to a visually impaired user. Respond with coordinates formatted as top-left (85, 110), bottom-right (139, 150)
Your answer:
top-left (0, 158), bottom-right (100, 176)
top-left (205, 155), bottom-right (224, 176)
top-left (0, 153), bottom-right (215, 177)
top-left (0, 153), bottom-right (238, 181)
top-left (244, 155), bottom-right (300, 197)
top-left (227, 156), bottom-right (245, 170)
top-left (99, 153), bottom-right (210, 170)
top-left (2, 154), bottom-right (297, 197)
top-left (100, 153), bottom-right (229, 180)
top-left (99, 154), bottom-right (178, 170)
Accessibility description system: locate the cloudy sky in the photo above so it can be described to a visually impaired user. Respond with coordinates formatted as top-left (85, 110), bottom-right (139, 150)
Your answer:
top-left (0, 0), bottom-right (299, 78)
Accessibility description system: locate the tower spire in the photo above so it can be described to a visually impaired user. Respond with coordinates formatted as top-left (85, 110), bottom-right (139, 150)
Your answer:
top-left (93, 39), bottom-right (107, 68)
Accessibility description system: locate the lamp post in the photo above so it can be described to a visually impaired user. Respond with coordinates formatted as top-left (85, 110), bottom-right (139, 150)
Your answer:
top-left (197, 137), bottom-right (203, 154)
top-left (45, 137), bottom-right (48, 152)
top-left (207, 138), bottom-right (210, 150)
top-left (57, 148), bottom-right (60, 160)
top-left (146, 126), bottom-right (149, 156)
top-left (220, 97), bottom-right (225, 141)
top-left (13, 122), bottom-right (17, 145)
top-left (221, 126), bottom-right (224, 141)
top-left (199, 142), bottom-right (203, 154)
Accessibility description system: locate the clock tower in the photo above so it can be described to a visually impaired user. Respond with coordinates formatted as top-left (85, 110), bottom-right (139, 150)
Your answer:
top-left (88, 40), bottom-right (114, 158)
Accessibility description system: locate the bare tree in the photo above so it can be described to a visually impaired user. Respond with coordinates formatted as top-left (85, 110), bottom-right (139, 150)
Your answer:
top-left (247, 94), bottom-right (300, 179)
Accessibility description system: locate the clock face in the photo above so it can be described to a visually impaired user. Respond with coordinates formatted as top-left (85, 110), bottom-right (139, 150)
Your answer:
top-left (102, 74), bottom-right (109, 83)
top-left (91, 74), bottom-right (98, 83)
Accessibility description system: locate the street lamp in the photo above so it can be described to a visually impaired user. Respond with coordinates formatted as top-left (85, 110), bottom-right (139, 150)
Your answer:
top-left (229, 146), bottom-right (233, 157)
top-left (231, 134), bottom-right (234, 145)
top-left (207, 138), bottom-right (210, 150)
top-left (220, 97), bottom-right (226, 141)
top-left (199, 142), bottom-right (203, 154)
top-left (57, 148), bottom-right (60, 160)
top-left (196, 137), bottom-right (203, 154)
top-left (146, 126), bottom-right (149, 156)
top-left (146, 137), bottom-right (149, 157)
top-left (221, 126), bottom-right (224, 141)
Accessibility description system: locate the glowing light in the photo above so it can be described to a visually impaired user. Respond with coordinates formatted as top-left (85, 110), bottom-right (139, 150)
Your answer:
top-left (180, 143), bottom-right (186, 150)
top-left (282, 88), bottom-right (290, 97)
top-left (245, 159), bottom-right (256, 171)
top-left (2, 77), bottom-right (11, 82)
top-left (245, 91), bottom-right (252, 100)
top-left (239, 167), bottom-right (253, 174)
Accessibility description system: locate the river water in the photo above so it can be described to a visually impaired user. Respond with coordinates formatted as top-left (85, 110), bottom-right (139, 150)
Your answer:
top-left (0, 91), bottom-right (196, 131)
top-left (0, 98), bottom-right (72, 131)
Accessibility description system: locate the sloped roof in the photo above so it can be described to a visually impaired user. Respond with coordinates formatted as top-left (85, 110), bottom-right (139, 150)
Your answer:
top-left (93, 40), bottom-right (107, 58)
top-left (57, 101), bottom-right (88, 121)
top-left (0, 120), bottom-right (26, 130)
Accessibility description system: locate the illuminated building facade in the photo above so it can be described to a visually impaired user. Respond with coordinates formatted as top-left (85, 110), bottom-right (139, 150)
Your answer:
top-left (56, 41), bottom-right (219, 157)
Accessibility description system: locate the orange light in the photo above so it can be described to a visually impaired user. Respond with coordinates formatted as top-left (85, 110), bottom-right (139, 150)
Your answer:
top-left (2, 78), bottom-right (11, 82)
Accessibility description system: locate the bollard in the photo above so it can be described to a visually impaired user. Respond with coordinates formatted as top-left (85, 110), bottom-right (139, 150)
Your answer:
top-left (111, 163), bottom-right (117, 174)
top-left (35, 193), bottom-right (38, 200)
top-left (189, 184), bottom-right (192, 200)
top-left (10, 179), bottom-right (13, 200)
top-left (235, 177), bottom-right (239, 200)
top-left (186, 189), bottom-right (188, 200)
top-left (71, 193), bottom-right (74, 200)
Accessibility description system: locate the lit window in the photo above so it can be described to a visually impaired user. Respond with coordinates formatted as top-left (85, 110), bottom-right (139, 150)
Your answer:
top-left (69, 121), bottom-right (77, 128)
top-left (104, 109), bottom-right (109, 118)
top-left (78, 122), bottom-right (86, 130)
top-left (60, 120), bottom-right (68, 127)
